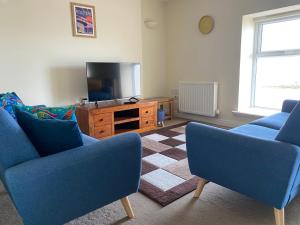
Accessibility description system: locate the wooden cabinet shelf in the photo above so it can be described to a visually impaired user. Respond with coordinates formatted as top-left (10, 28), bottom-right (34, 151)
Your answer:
top-left (114, 129), bottom-right (134, 135)
top-left (114, 117), bottom-right (140, 125)
top-left (76, 100), bottom-right (158, 139)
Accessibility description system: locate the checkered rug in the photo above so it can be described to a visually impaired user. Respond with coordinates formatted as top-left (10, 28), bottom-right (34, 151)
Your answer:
top-left (139, 122), bottom-right (198, 206)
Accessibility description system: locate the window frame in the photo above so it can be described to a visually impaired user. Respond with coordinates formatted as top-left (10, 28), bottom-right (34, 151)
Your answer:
top-left (251, 13), bottom-right (300, 110)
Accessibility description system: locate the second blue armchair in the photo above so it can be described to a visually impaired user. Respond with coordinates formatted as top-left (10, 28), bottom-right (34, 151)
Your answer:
top-left (186, 100), bottom-right (300, 225)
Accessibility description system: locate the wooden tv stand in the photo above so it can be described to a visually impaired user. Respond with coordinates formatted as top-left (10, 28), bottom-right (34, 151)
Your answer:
top-left (76, 100), bottom-right (158, 139)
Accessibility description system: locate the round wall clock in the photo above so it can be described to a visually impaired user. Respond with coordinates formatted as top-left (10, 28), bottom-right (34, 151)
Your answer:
top-left (199, 16), bottom-right (215, 34)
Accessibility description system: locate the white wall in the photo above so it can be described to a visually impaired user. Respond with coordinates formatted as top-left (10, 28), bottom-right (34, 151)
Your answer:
top-left (0, 0), bottom-right (142, 106)
top-left (141, 0), bottom-right (168, 98)
top-left (166, 0), bottom-right (300, 127)
top-left (1, 0), bottom-right (299, 127)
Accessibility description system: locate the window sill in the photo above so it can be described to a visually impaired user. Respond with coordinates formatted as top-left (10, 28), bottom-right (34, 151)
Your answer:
top-left (233, 107), bottom-right (280, 118)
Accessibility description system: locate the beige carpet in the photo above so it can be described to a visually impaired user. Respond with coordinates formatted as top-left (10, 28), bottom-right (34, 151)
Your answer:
top-left (2, 181), bottom-right (300, 225)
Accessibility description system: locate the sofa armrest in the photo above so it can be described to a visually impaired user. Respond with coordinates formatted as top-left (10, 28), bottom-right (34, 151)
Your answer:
top-left (4, 133), bottom-right (142, 225)
top-left (186, 122), bottom-right (300, 209)
top-left (282, 100), bottom-right (298, 113)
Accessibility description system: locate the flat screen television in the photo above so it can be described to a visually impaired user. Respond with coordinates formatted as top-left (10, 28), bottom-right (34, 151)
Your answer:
top-left (86, 62), bottom-right (141, 102)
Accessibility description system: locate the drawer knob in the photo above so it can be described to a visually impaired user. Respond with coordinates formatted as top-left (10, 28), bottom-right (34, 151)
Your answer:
top-left (98, 130), bottom-right (104, 134)
top-left (146, 121), bottom-right (149, 124)
top-left (145, 111), bottom-right (149, 113)
top-left (99, 119), bottom-right (104, 122)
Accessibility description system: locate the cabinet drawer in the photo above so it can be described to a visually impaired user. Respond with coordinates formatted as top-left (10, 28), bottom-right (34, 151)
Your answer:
top-left (141, 107), bottom-right (155, 117)
top-left (94, 125), bottom-right (112, 139)
top-left (141, 118), bottom-right (155, 128)
top-left (94, 113), bottom-right (112, 127)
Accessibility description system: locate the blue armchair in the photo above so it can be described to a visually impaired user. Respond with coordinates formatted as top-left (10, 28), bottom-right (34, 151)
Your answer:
top-left (0, 108), bottom-right (142, 225)
top-left (186, 100), bottom-right (300, 225)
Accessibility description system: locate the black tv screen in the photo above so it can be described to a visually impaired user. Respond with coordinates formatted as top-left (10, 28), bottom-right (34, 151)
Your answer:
top-left (86, 62), bottom-right (141, 102)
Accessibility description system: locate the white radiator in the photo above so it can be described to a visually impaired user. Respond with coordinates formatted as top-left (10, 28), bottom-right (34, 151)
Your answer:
top-left (178, 82), bottom-right (218, 117)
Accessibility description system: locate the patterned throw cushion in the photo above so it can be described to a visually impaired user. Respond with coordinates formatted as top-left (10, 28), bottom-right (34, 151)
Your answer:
top-left (14, 105), bottom-right (46, 115)
top-left (0, 92), bottom-right (16, 98)
top-left (36, 106), bottom-right (77, 121)
top-left (0, 93), bottom-right (24, 119)
top-left (14, 105), bottom-right (77, 121)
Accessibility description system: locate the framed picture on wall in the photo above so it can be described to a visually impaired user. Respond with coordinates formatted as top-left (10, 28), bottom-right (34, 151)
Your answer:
top-left (70, 2), bottom-right (96, 38)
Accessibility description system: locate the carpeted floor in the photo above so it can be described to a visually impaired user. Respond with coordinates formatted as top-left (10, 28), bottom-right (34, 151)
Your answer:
top-left (2, 180), bottom-right (300, 225)
top-left (2, 120), bottom-right (300, 225)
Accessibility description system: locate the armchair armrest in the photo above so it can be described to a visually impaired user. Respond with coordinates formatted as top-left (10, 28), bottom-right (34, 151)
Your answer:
top-left (186, 122), bottom-right (300, 209)
top-left (4, 133), bottom-right (142, 225)
top-left (282, 100), bottom-right (298, 113)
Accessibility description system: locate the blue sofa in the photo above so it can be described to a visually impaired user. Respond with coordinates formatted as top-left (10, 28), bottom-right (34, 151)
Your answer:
top-left (186, 100), bottom-right (299, 225)
top-left (0, 108), bottom-right (142, 225)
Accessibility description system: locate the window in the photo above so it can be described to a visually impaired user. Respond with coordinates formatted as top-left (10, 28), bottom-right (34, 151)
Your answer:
top-left (251, 14), bottom-right (300, 110)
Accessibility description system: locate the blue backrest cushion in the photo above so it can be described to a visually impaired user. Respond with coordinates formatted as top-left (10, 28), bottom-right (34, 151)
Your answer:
top-left (276, 102), bottom-right (300, 146)
top-left (15, 108), bottom-right (83, 157)
top-left (282, 100), bottom-right (299, 113)
top-left (0, 93), bottom-right (24, 119)
top-left (0, 109), bottom-right (39, 178)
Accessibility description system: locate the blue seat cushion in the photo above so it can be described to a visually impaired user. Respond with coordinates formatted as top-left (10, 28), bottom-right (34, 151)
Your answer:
top-left (250, 112), bottom-right (289, 130)
top-left (82, 134), bottom-right (98, 145)
top-left (230, 124), bottom-right (279, 140)
top-left (15, 108), bottom-right (83, 157)
top-left (276, 102), bottom-right (300, 146)
top-left (0, 109), bottom-right (39, 179)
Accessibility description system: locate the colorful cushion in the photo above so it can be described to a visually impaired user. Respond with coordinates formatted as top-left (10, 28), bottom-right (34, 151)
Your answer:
top-left (36, 106), bottom-right (77, 121)
top-left (0, 93), bottom-right (24, 119)
top-left (0, 92), bottom-right (17, 98)
top-left (276, 102), bottom-right (300, 146)
top-left (14, 105), bottom-right (46, 115)
top-left (14, 105), bottom-right (77, 121)
top-left (15, 108), bottom-right (83, 157)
